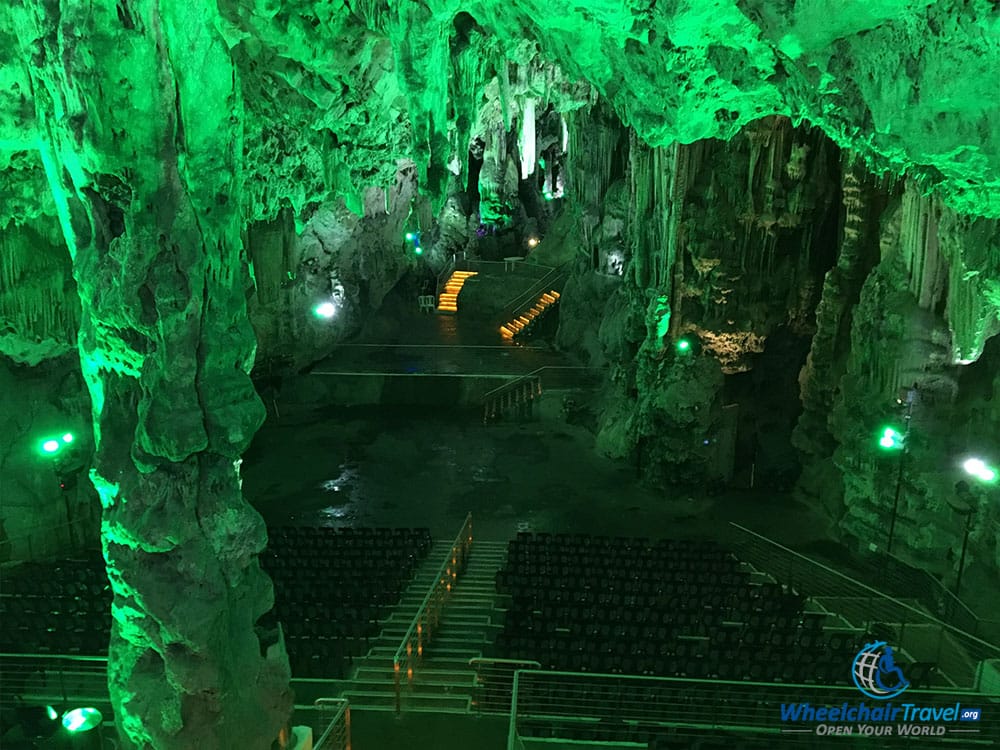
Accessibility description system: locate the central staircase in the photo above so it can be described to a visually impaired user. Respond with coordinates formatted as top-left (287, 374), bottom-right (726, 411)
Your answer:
top-left (500, 290), bottom-right (560, 340)
top-left (337, 539), bottom-right (507, 712)
top-left (437, 271), bottom-right (478, 314)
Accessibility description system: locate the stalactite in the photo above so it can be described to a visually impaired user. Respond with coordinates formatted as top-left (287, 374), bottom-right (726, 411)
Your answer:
top-left (520, 97), bottom-right (536, 179)
top-left (451, 32), bottom-right (494, 192)
top-left (0, 224), bottom-right (80, 349)
top-left (898, 183), bottom-right (945, 310)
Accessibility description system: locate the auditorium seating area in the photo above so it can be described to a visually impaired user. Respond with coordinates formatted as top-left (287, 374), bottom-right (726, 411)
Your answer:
top-left (0, 556), bottom-right (111, 655)
top-left (261, 526), bottom-right (432, 679)
top-left (0, 526), bottom-right (430, 685)
top-left (492, 533), bottom-right (936, 686)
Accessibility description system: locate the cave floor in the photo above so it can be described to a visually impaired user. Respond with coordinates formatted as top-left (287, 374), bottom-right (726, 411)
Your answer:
top-left (243, 401), bottom-right (832, 548)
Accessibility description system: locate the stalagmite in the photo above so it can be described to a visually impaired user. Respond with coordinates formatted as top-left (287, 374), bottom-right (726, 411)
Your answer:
top-left (10, 2), bottom-right (292, 747)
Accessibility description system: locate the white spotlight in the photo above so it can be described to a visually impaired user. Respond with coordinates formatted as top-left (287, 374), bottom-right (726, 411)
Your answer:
top-left (314, 301), bottom-right (337, 319)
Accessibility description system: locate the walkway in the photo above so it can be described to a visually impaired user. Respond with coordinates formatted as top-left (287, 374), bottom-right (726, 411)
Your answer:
top-left (309, 344), bottom-right (572, 378)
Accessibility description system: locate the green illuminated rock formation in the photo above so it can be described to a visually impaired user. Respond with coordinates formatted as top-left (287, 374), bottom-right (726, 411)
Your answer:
top-left (6, 2), bottom-right (291, 748)
top-left (2, 0), bottom-right (1000, 744)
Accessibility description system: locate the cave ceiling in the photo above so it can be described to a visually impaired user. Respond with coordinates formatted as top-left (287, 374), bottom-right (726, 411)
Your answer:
top-left (0, 0), bottom-right (997, 229)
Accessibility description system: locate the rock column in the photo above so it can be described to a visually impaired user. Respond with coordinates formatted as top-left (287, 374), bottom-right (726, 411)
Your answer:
top-left (11, 2), bottom-right (292, 747)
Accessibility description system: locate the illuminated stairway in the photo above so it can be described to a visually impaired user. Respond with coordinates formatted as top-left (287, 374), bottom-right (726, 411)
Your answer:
top-left (499, 290), bottom-right (560, 340)
top-left (437, 270), bottom-right (478, 314)
top-left (333, 540), bottom-right (508, 712)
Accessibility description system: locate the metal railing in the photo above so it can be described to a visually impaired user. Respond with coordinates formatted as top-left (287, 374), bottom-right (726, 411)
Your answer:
top-left (0, 653), bottom-right (109, 709)
top-left (482, 375), bottom-right (542, 424)
top-left (469, 657), bottom-right (541, 714)
top-left (729, 523), bottom-right (1000, 687)
top-left (458, 258), bottom-right (554, 277)
top-left (482, 365), bottom-right (605, 424)
top-left (313, 697), bottom-right (351, 750)
top-left (507, 669), bottom-right (1000, 749)
top-left (393, 514), bottom-right (473, 714)
top-left (435, 254), bottom-right (457, 302)
top-left (498, 264), bottom-right (568, 326)
top-left (864, 548), bottom-right (1000, 644)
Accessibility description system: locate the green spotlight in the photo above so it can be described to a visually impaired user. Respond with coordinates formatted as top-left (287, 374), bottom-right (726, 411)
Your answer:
top-left (405, 232), bottom-right (415, 241)
top-left (46, 705), bottom-right (59, 721)
top-left (963, 457), bottom-right (998, 483)
top-left (314, 301), bottom-right (337, 319)
top-left (414, 246), bottom-right (423, 255)
top-left (676, 338), bottom-right (691, 353)
top-left (41, 439), bottom-right (61, 454)
top-left (878, 427), bottom-right (904, 450)
top-left (62, 707), bottom-right (102, 732)
top-left (62, 433), bottom-right (74, 444)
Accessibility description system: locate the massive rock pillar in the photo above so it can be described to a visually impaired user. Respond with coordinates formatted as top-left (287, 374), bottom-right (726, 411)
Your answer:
top-left (11, 2), bottom-right (292, 747)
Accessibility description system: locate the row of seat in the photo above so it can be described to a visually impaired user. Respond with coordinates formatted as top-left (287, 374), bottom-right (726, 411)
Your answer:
top-left (269, 526), bottom-right (431, 547)
top-left (262, 527), bottom-right (430, 676)
top-left (1, 527), bottom-right (428, 665)
top-left (511, 532), bottom-right (733, 554)
top-left (499, 581), bottom-right (805, 618)
top-left (493, 535), bottom-right (859, 688)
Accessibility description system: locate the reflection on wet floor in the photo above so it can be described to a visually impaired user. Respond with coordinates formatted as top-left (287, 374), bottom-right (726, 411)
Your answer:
top-left (241, 403), bottom-right (832, 548)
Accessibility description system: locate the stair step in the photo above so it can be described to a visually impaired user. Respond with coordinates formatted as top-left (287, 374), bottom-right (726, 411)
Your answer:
top-left (361, 655), bottom-right (478, 670)
top-left (344, 691), bottom-right (471, 713)
top-left (357, 666), bottom-right (475, 683)
top-left (367, 645), bottom-right (482, 660)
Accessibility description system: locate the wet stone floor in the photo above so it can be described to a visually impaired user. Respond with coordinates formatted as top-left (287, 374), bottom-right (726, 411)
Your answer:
top-left (242, 401), bottom-right (832, 548)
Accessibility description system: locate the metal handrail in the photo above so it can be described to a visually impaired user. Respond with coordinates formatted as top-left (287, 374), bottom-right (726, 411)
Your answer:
top-left (313, 697), bottom-right (351, 750)
top-left (0, 653), bottom-right (108, 663)
top-left (470, 657), bottom-right (541, 715)
top-left (0, 652), bottom-right (110, 708)
top-left (482, 365), bottom-right (601, 403)
top-left (875, 548), bottom-right (1000, 639)
top-left (507, 662), bottom-right (998, 750)
top-left (392, 513), bottom-right (473, 713)
top-left (507, 668), bottom-right (1000, 750)
top-left (729, 522), bottom-right (1000, 656)
top-left (435, 254), bottom-right (457, 302)
top-left (500, 264), bottom-right (567, 321)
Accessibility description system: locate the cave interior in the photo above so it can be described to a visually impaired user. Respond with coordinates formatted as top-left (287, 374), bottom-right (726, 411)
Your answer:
top-left (1, 1), bottom-right (1000, 749)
